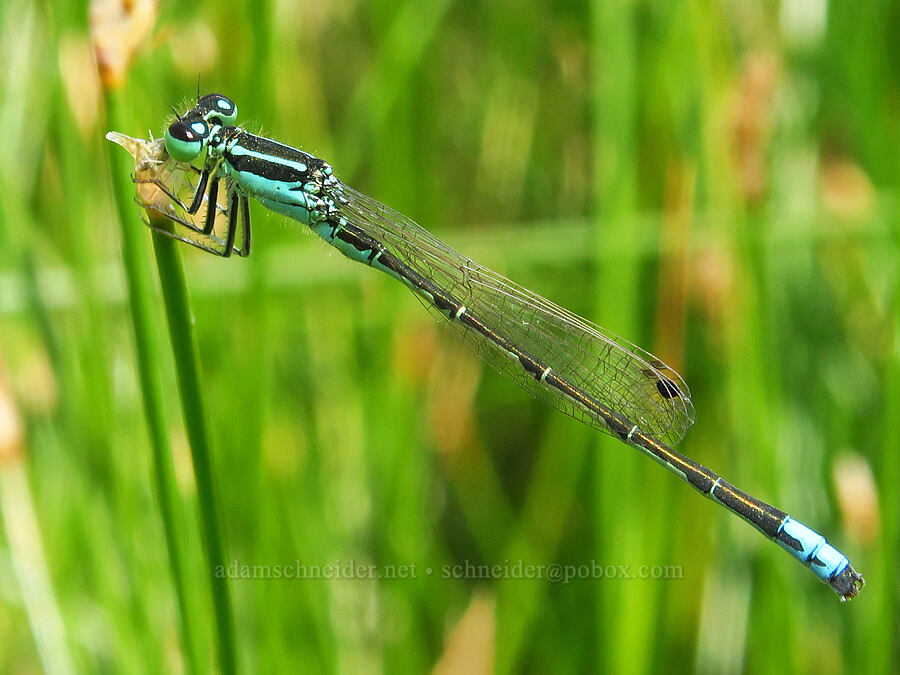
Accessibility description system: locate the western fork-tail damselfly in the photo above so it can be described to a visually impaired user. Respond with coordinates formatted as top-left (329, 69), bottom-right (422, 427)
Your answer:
top-left (111, 93), bottom-right (864, 599)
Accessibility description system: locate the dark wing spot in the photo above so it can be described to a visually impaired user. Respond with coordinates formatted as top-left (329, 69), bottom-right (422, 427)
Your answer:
top-left (642, 363), bottom-right (683, 400)
top-left (656, 377), bottom-right (681, 399)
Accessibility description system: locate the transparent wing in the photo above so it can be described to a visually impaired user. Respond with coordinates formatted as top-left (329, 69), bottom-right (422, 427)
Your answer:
top-left (335, 184), bottom-right (695, 446)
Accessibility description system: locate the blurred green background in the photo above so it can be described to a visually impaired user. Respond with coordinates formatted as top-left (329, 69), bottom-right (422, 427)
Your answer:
top-left (0, 0), bottom-right (897, 672)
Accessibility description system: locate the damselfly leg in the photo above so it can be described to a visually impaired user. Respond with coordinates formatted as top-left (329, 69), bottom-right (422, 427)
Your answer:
top-left (135, 166), bottom-right (251, 257)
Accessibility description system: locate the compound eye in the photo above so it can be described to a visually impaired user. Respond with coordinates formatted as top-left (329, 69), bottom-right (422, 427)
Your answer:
top-left (198, 93), bottom-right (237, 125)
top-left (165, 119), bottom-right (206, 161)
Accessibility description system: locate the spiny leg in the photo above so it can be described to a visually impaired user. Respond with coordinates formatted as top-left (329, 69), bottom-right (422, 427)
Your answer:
top-left (135, 175), bottom-right (240, 257)
top-left (202, 177), bottom-right (220, 235)
top-left (132, 155), bottom-right (247, 258)
top-left (181, 160), bottom-right (212, 214)
top-left (137, 179), bottom-right (232, 257)
top-left (221, 189), bottom-right (240, 258)
top-left (238, 195), bottom-right (251, 257)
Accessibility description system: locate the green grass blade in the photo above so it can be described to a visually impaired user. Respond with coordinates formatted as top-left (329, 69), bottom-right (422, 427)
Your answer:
top-left (147, 213), bottom-right (238, 675)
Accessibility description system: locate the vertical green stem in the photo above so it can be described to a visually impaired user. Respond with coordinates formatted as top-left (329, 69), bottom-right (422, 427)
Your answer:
top-left (103, 89), bottom-right (203, 674)
top-left (148, 216), bottom-right (238, 675)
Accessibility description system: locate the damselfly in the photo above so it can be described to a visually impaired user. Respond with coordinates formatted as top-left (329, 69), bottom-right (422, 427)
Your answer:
top-left (120, 93), bottom-right (864, 599)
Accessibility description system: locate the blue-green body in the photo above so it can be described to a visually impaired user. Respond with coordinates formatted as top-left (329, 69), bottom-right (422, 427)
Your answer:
top-left (220, 135), bottom-right (318, 224)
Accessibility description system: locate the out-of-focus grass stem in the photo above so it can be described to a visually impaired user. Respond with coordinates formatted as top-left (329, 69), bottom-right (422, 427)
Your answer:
top-left (146, 209), bottom-right (238, 675)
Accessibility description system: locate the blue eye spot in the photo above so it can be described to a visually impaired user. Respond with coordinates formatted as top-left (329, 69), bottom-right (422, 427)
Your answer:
top-left (197, 93), bottom-right (238, 125)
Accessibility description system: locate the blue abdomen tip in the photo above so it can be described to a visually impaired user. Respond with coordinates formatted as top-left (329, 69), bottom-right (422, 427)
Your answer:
top-left (777, 517), bottom-right (849, 582)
